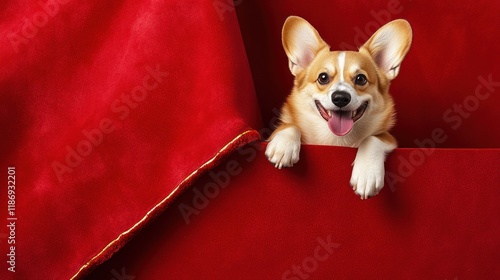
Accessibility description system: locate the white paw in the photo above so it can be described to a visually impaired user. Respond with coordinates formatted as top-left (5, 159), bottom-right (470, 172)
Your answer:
top-left (265, 128), bottom-right (301, 169)
top-left (350, 159), bottom-right (385, 199)
top-left (349, 136), bottom-right (394, 199)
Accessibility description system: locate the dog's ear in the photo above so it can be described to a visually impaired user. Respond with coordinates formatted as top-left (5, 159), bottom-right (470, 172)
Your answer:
top-left (360, 19), bottom-right (412, 80)
top-left (282, 16), bottom-right (329, 76)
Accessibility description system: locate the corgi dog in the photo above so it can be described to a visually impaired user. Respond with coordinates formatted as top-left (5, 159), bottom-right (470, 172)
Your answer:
top-left (265, 16), bottom-right (412, 199)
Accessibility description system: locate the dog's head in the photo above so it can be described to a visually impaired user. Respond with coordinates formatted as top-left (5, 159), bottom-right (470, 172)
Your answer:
top-left (282, 16), bottom-right (412, 137)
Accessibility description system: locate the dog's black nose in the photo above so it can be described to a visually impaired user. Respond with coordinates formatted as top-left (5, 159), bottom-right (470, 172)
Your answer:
top-left (331, 91), bottom-right (351, 108)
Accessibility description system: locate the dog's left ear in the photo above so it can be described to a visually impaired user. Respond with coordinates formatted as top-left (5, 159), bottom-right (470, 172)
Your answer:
top-left (361, 19), bottom-right (412, 80)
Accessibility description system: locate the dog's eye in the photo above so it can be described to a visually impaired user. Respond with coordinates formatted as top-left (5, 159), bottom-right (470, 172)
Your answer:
top-left (354, 74), bottom-right (368, 86)
top-left (317, 72), bottom-right (330, 85)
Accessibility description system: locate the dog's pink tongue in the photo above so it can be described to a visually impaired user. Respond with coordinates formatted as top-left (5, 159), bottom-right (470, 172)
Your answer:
top-left (328, 111), bottom-right (353, 136)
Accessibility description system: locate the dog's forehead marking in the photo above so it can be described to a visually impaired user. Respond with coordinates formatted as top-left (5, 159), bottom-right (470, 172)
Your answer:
top-left (338, 51), bottom-right (346, 83)
top-left (349, 63), bottom-right (360, 75)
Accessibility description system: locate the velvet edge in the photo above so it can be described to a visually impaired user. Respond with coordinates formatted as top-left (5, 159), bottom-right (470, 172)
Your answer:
top-left (70, 129), bottom-right (261, 280)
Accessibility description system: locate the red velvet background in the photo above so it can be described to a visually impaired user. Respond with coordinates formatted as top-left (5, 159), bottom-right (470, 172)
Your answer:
top-left (0, 0), bottom-right (499, 279)
top-left (237, 0), bottom-right (500, 148)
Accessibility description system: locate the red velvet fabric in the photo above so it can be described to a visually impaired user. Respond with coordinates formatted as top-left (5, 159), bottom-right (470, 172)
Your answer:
top-left (0, 1), bottom-right (259, 279)
top-left (89, 144), bottom-right (500, 279)
top-left (1, 0), bottom-right (499, 279)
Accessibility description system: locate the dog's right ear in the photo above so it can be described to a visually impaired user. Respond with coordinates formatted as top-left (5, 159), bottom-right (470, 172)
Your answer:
top-left (282, 16), bottom-right (329, 76)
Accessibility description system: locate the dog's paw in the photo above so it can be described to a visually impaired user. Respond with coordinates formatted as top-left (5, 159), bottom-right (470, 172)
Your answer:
top-left (350, 135), bottom-right (394, 199)
top-left (350, 159), bottom-right (385, 199)
top-left (265, 129), bottom-right (301, 169)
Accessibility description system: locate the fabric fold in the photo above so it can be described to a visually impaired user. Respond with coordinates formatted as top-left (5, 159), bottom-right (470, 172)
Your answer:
top-left (0, 1), bottom-right (260, 279)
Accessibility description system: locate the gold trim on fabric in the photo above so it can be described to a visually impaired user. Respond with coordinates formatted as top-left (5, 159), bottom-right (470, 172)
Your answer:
top-left (71, 129), bottom-right (259, 279)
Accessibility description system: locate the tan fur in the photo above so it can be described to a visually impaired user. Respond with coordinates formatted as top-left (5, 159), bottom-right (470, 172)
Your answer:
top-left (266, 16), bottom-right (412, 199)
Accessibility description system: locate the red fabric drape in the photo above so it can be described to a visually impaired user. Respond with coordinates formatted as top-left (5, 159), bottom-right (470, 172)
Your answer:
top-left (1, 1), bottom-right (259, 279)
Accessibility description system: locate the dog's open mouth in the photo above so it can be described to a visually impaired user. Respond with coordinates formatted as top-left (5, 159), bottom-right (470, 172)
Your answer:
top-left (315, 100), bottom-right (368, 136)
